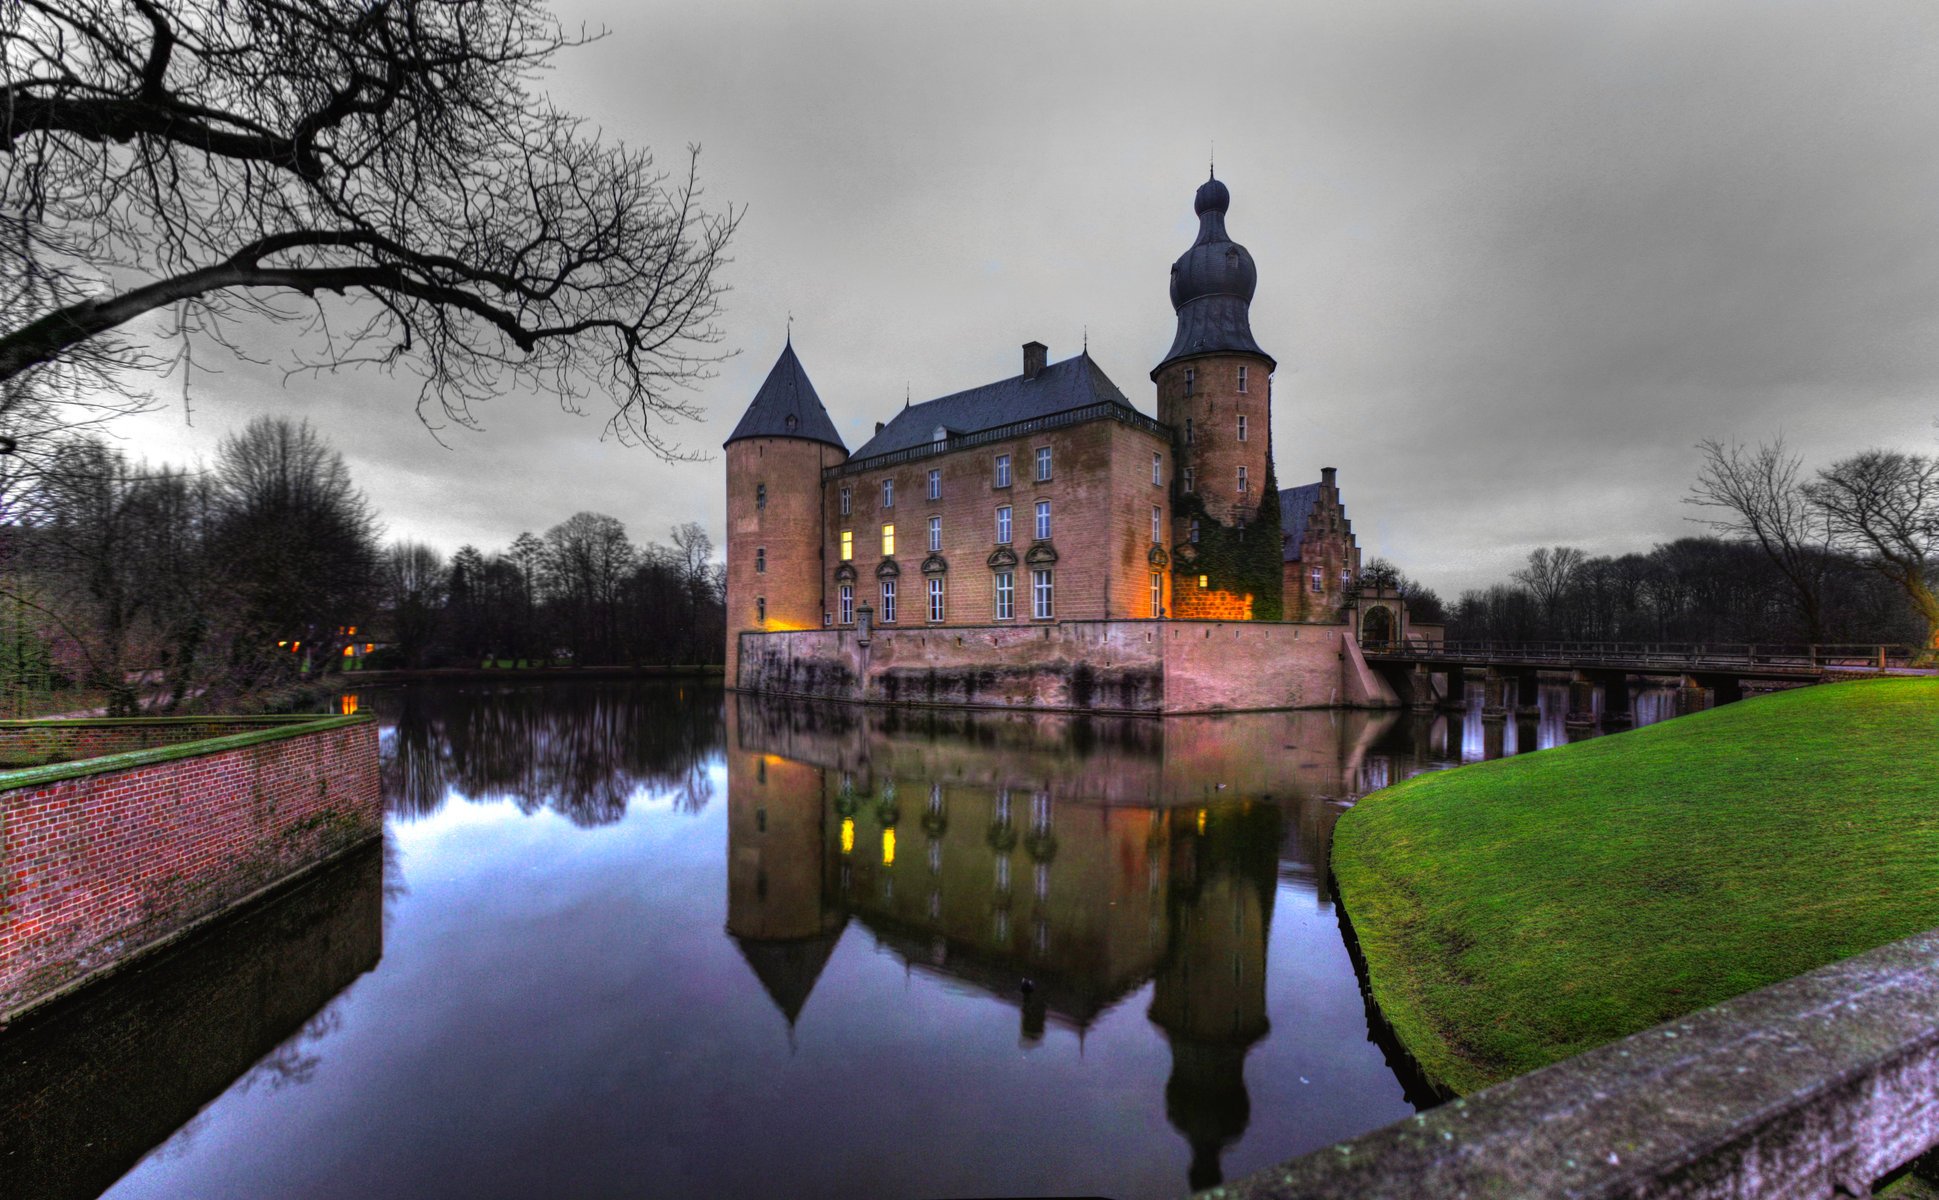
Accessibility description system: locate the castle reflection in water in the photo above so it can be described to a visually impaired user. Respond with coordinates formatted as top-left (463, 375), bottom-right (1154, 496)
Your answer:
top-left (724, 695), bottom-right (1432, 1190)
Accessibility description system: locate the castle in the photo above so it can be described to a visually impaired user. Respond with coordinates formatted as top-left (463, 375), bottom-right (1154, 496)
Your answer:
top-left (724, 175), bottom-right (1399, 714)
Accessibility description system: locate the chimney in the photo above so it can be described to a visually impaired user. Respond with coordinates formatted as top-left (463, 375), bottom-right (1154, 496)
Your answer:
top-left (1022, 341), bottom-right (1048, 380)
top-left (875, 421), bottom-right (886, 435)
top-left (1321, 466), bottom-right (1337, 490)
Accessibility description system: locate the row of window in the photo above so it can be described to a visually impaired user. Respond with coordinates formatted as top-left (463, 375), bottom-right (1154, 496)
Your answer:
top-left (838, 501), bottom-right (1060, 561)
top-left (1181, 364), bottom-right (1250, 397)
top-left (812, 568), bottom-right (1171, 626)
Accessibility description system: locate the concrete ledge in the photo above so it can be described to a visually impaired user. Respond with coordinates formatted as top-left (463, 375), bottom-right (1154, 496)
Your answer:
top-left (1209, 926), bottom-right (1939, 1198)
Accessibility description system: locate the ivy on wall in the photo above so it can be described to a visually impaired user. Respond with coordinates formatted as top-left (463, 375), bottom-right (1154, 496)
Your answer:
top-left (1172, 447), bottom-right (1285, 621)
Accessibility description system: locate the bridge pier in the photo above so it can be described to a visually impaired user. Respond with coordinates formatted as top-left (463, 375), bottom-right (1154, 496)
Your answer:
top-left (1565, 672), bottom-right (1599, 727)
top-left (1481, 669), bottom-right (1513, 720)
top-left (1513, 668), bottom-right (1544, 718)
top-left (1675, 675), bottom-right (1710, 717)
top-left (1403, 664), bottom-right (1436, 709)
top-left (1597, 670), bottom-right (1633, 728)
top-left (1692, 673), bottom-right (1744, 705)
top-left (1438, 665), bottom-right (1467, 711)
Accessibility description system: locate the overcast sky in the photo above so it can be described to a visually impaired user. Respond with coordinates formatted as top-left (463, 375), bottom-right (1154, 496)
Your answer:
top-left (113, 0), bottom-right (1939, 596)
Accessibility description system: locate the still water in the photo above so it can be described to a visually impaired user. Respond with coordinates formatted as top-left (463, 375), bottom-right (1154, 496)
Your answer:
top-left (3, 680), bottom-right (1682, 1200)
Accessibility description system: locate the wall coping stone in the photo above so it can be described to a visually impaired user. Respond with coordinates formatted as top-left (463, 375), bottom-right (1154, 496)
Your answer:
top-left (0, 714), bottom-right (373, 791)
top-left (1206, 924), bottom-right (1939, 1199)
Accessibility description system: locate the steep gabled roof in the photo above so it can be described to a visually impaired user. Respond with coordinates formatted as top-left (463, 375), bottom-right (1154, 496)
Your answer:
top-left (1278, 483), bottom-right (1323, 562)
top-left (848, 353), bottom-right (1141, 462)
top-left (733, 926), bottom-right (846, 1025)
top-left (725, 340), bottom-right (847, 451)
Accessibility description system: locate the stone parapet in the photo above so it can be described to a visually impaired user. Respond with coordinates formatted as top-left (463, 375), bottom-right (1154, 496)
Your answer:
top-left (1208, 925), bottom-right (1939, 1199)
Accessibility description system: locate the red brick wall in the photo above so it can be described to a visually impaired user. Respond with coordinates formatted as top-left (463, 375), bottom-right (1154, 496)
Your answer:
top-left (0, 718), bottom-right (381, 1017)
top-left (0, 718), bottom-right (309, 768)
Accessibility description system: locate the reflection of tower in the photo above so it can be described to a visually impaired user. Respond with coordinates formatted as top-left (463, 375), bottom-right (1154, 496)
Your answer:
top-left (722, 336), bottom-right (848, 684)
top-left (726, 734), bottom-right (846, 1032)
top-left (1148, 802), bottom-right (1282, 1193)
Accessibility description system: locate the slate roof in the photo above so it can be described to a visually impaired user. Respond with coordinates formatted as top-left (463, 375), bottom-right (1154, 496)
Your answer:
top-left (1278, 482), bottom-right (1323, 562)
top-left (848, 353), bottom-right (1142, 462)
top-left (732, 927), bottom-right (846, 1025)
top-left (725, 340), bottom-right (847, 451)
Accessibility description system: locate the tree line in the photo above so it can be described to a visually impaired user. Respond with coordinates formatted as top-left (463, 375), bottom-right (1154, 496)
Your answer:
top-left (1, 416), bottom-right (724, 715)
top-left (1446, 438), bottom-right (1939, 650)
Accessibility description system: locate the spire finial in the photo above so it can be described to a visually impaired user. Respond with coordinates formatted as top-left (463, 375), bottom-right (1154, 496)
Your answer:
top-left (1083, 325), bottom-right (1089, 355)
top-left (904, 382), bottom-right (910, 408)
top-left (1209, 142), bottom-right (1215, 180)
top-left (786, 310), bottom-right (794, 344)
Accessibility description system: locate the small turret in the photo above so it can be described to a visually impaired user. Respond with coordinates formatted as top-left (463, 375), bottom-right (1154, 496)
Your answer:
top-left (724, 338), bottom-right (848, 683)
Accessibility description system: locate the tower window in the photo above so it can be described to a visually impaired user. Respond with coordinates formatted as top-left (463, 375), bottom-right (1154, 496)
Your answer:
top-left (840, 584), bottom-right (854, 624)
top-left (1237, 466), bottom-right (1249, 494)
top-left (1183, 467), bottom-right (1195, 493)
top-left (1238, 365), bottom-right (1248, 393)
top-left (994, 454), bottom-right (1011, 488)
top-left (755, 547), bottom-right (765, 573)
top-left (881, 578), bottom-right (898, 623)
top-left (1151, 505), bottom-right (1162, 543)
top-left (1035, 500), bottom-right (1051, 541)
top-left (928, 516), bottom-right (942, 552)
top-left (1035, 447), bottom-right (1053, 482)
top-left (1189, 518), bottom-right (1200, 544)
top-left (840, 487), bottom-right (851, 516)
top-left (756, 597), bottom-right (766, 621)
top-left (1031, 568), bottom-right (1054, 619)
top-left (1152, 452), bottom-right (1163, 486)
top-left (1184, 367), bottom-right (1195, 397)
top-left (882, 479), bottom-right (894, 508)
top-left (756, 483), bottom-right (766, 510)
top-left (1151, 572), bottom-right (1163, 617)
top-left (994, 570), bottom-right (1015, 620)
top-left (882, 524), bottom-right (896, 556)
top-left (928, 576), bottom-right (945, 623)
top-left (927, 469), bottom-right (941, 500)
top-left (1185, 418), bottom-right (1194, 445)
top-left (840, 530), bottom-right (853, 561)
top-left (996, 505), bottom-right (1012, 545)
top-left (1237, 414), bottom-right (1248, 442)
top-left (1311, 567), bottom-right (1323, 593)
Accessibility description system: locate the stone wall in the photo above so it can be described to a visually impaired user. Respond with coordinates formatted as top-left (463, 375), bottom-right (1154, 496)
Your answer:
top-left (736, 619), bottom-right (1399, 714)
top-left (0, 715), bottom-right (381, 1018)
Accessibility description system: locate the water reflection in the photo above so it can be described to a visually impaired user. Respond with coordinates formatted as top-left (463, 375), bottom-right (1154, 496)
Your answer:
top-left (380, 681), bottom-right (720, 823)
top-left (0, 843), bottom-right (384, 1200)
top-left (727, 696), bottom-right (1397, 1191)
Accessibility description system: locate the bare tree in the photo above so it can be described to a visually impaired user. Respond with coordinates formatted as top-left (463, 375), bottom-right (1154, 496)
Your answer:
top-left (1686, 437), bottom-right (1831, 640)
top-left (1513, 546), bottom-right (1584, 632)
top-left (0, 0), bottom-right (739, 455)
top-left (379, 541), bottom-right (446, 667)
top-left (1806, 450), bottom-right (1939, 653)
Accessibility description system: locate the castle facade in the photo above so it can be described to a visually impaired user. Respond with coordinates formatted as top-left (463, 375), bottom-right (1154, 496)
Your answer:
top-left (725, 176), bottom-right (1383, 712)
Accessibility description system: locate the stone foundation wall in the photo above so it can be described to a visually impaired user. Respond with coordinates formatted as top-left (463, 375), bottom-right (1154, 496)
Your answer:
top-left (737, 619), bottom-right (1398, 714)
top-left (0, 715), bottom-right (381, 1018)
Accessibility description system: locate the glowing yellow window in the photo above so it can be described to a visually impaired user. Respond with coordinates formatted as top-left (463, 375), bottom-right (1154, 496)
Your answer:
top-left (840, 530), bottom-right (853, 561)
top-left (882, 524), bottom-right (896, 556)
top-left (1198, 575), bottom-right (1209, 589)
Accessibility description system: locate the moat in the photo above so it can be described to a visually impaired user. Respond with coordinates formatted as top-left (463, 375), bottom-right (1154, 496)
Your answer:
top-left (2, 679), bottom-right (1695, 1200)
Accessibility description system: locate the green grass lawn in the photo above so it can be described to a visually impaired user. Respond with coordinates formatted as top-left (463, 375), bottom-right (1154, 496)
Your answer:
top-left (1332, 677), bottom-right (1939, 1096)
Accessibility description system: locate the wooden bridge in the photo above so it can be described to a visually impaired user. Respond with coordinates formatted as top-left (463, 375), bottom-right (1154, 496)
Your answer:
top-left (1359, 641), bottom-right (1925, 725)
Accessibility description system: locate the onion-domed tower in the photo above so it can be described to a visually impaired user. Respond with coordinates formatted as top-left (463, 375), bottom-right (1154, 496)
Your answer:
top-left (1155, 173), bottom-right (1284, 620)
top-left (724, 337), bottom-right (847, 683)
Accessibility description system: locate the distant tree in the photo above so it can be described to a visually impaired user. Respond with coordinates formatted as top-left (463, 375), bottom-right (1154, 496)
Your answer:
top-left (1807, 450), bottom-right (1939, 652)
top-left (541, 512), bottom-right (636, 662)
top-left (1686, 438), bottom-right (1832, 640)
top-left (0, 0), bottom-right (739, 453)
top-left (379, 542), bottom-right (446, 667)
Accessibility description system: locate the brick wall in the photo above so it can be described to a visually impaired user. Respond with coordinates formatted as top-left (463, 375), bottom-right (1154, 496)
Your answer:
top-left (725, 436), bottom-right (848, 683)
top-left (736, 619), bottom-right (1395, 714)
top-left (0, 717), bottom-right (315, 769)
top-left (0, 716), bottom-right (381, 1017)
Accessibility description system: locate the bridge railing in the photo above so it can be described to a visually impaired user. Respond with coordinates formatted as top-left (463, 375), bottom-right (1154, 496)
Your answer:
top-left (1358, 640), bottom-right (1919, 671)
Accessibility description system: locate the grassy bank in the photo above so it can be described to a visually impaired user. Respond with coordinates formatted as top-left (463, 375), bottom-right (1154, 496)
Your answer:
top-left (1333, 677), bottom-right (1939, 1096)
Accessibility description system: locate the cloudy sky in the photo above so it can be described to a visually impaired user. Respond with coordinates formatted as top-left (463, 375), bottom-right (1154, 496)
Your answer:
top-left (114, 0), bottom-right (1939, 596)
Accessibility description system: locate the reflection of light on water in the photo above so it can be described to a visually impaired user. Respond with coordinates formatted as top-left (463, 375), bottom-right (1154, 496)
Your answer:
top-left (881, 827), bottom-right (895, 867)
top-left (840, 818), bottom-right (854, 855)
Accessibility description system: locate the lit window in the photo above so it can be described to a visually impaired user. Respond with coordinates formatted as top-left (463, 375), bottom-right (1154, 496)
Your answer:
top-left (840, 584), bottom-right (854, 624)
top-left (882, 479), bottom-right (894, 507)
top-left (755, 546), bottom-right (765, 573)
top-left (1151, 505), bottom-right (1162, 543)
top-left (1184, 367), bottom-right (1195, 397)
top-left (994, 454), bottom-right (1011, 488)
top-left (1238, 466), bottom-right (1249, 494)
top-left (882, 524), bottom-right (896, 556)
top-left (928, 516), bottom-right (942, 552)
top-left (1034, 500), bottom-right (1051, 541)
top-left (756, 597), bottom-right (766, 622)
top-left (928, 469), bottom-right (941, 500)
top-left (1152, 452), bottom-right (1163, 486)
top-left (840, 530), bottom-right (853, 561)
top-left (881, 578), bottom-right (898, 622)
top-left (1238, 365), bottom-right (1248, 393)
top-left (994, 571), bottom-right (1015, 620)
top-left (1035, 447), bottom-right (1052, 482)
top-left (756, 482), bottom-right (766, 510)
top-left (1238, 414), bottom-right (1248, 442)
top-left (1198, 575), bottom-right (1209, 589)
top-left (928, 576), bottom-right (945, 622)
top-left (1151, 572), bottom-right (1162, 617)
top-left (1311, 567), bottom-right (1323, 593)
top-left (840, 487), bottom-right (851, 516)
top-left (1032, 568), bottom-right (1054, 619)
top-left (1183, 467), bottom-right (1195, 493)
top-left (995, 505), bottom-right (1012, 545)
